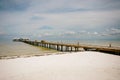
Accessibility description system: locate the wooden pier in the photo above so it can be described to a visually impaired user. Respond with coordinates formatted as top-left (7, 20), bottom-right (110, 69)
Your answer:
top-left (13, 39), bottom-right (120, 55)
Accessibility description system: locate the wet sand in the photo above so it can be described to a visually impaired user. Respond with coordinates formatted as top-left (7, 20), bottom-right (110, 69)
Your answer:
top-left (0, 51), bottom-right (120, 80)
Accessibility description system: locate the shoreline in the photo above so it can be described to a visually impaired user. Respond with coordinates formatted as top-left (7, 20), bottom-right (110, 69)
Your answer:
top-left (0, 51), bottom-right (71, 60)
top-left (0, 50), bottom-right (119, 60)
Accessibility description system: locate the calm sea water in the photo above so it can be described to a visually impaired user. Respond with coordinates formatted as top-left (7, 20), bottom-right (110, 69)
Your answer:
top-left (0, 40), bottom-right (58, 58)
top-left (0, 39), bottom-right (120, 58)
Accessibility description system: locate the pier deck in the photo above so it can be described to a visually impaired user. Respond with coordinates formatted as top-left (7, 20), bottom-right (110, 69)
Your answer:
top-left (13, 39), bottom-right (120, 55)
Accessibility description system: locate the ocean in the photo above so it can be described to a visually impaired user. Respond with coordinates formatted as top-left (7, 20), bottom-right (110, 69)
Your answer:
top-left (0, 40), bottom-right (58, 59)
top-left (0, 38), bottom-right (120, 59)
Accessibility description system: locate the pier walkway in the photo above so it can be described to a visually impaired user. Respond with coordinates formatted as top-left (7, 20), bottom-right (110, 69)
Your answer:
top-left (13, 39), bottom-right (120, 55)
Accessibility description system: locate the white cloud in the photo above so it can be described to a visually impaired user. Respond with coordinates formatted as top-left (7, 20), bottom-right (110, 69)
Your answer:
top-left (64, 31), bottom-right (76, 35)
top-left (93, 32), bottom-right (98, 35)
top-left (100, 28), bottom-right (120, 37)
top-left (0, 0), bottom-right (120, 40)
top-left (107, 28), bottom-right (120, 35)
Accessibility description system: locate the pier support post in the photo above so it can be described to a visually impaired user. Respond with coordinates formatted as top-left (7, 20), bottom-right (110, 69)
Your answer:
top-left (57, 45), bottom-right (59, 51)
top-left (36, 42), bottom-right (39, 46)
top-left (61, 45), bottom-right (63, 51)
top-left (45, 43), bottom-right (47, 48)
top-left (75, 47), bottom-right (78, 52)
top-left (84, 48), bottom-right (88, 51)
top-left (49, 44), bottom-right (51, 49)
top-left (46, 44), bottom-right (49, 48)
top-left (42, 43), bottom-right (44, 47)
top-left (70, 47), bottom-right (72, 52)
top-left (66, 46), bottom-right (70, 52)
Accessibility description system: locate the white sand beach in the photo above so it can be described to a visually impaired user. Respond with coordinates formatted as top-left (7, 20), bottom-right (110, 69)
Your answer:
top-left (0, 51), bottom-right (120, 80)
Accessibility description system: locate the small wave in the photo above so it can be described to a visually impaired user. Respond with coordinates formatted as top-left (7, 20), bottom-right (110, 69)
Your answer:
top-left (0, 52), bottom-right (67, 60)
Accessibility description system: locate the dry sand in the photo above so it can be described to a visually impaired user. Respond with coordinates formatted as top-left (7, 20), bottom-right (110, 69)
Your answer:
top-left (0, 51), bottom-right (120, 80)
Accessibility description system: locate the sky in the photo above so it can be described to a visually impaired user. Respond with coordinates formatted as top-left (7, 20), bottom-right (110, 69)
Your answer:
top-left (0, 0), bottom-right (120, 40)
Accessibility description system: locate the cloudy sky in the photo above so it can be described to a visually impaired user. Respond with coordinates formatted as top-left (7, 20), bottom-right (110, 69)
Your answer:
top-left (0, 0), bottom-right (120, 40)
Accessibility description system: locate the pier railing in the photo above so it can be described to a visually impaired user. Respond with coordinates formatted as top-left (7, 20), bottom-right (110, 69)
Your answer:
top-left (13, 39), bottom-right (120, 55)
